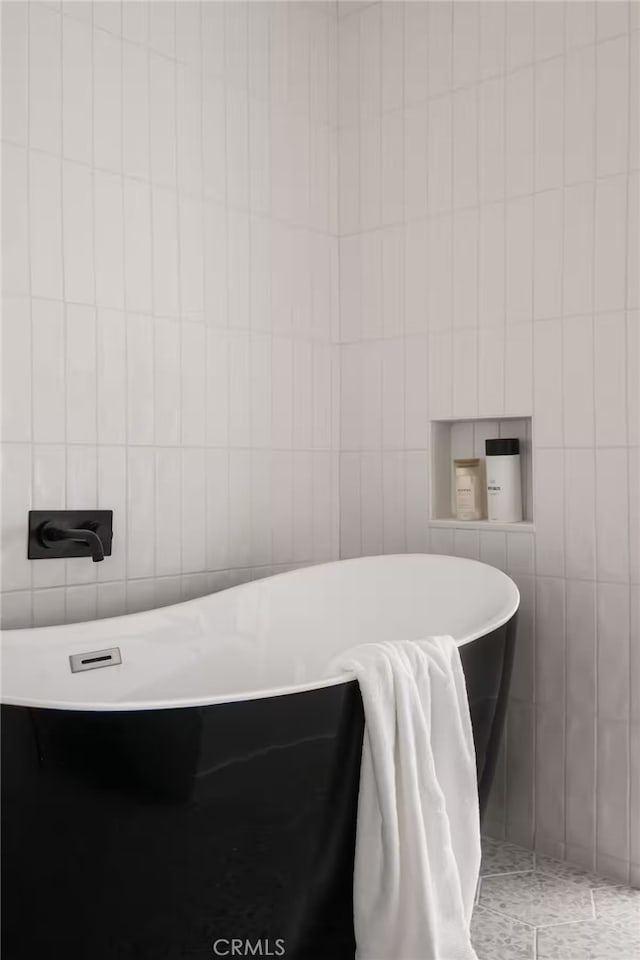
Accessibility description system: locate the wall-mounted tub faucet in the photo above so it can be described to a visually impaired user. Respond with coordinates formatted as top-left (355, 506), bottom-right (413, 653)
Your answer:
top-left (39, 521), bottom-right (106, 562)
top-left (27, 510), bottom-right (113, 563)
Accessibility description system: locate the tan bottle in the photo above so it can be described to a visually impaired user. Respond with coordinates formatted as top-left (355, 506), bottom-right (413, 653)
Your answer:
top-left (454, 459), bottom-right (483, 521)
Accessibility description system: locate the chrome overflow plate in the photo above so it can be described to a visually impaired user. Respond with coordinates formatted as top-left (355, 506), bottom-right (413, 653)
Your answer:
top-left (69, 647), bottom-right (122, 674)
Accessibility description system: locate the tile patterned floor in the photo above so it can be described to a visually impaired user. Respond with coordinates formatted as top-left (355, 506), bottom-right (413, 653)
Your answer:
top-left (472, 839), bottom-right (640, 960)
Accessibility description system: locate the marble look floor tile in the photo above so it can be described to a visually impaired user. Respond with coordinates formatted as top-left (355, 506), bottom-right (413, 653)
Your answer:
top-left (471, 904), bottom-right (535, 960)
top-left (481, 836), bottom-right (535, 876)
top-left (478, 872), bottom-right (594, 926)
top-left (592, 885), bottom-right (640, 922)
top-left (534, 855), bottom-right (619, 890)
top-left (536, 919), bottom-right (640, 959)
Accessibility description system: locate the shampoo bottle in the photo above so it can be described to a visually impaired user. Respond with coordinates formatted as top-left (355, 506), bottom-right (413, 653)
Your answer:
top-left (485, 439), bottom-right (523, 523)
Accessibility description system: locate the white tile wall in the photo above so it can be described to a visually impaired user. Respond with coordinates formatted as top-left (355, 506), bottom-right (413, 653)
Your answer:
top-left (1, 0), bottom-right (638, 890)
top-left (338, 0), bottom-right (639, 883)
top-left (1, 1), bottom-right (340, 626)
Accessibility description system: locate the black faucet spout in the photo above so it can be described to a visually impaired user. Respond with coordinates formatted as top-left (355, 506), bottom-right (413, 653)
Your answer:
top-left (40, 522), bottom-right (105, 562)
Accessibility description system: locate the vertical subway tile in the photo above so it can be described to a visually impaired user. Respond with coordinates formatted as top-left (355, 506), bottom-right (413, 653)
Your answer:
top-left (123, 178), bottom-right (153, 315)
top-left (452, 329), bottom-right (478, 420)
top-left (2, 145), bottom-right (29, 296)
top-left (535, 705), bottom-right (566, 846)
top-left (250, 450), bottom-right (272, 567)
top-left (427, 95), bottom-right (453, 215)
top-left (452, 209), bottom-right (478, 330)
top-left (122, 40), bottom-right (149, 180)
top-left (535, 56), bottom-right (564, 192)
top-left (564, 44), bottom-right (596, 186)
top-left (381, 1), bottom-right (403, 113)
top-left (594, 175), bottom-right (627, 313)
top-left (206, 449), bottom-right (229, 572)
top-left (180, 323), bottom-right (206, 447)
top-left (428, 332), bottom-right (452, 420)
top-left (1, 444), bottom-right (32, 591)
top-left (93, 27), bottom-right (122, 174)
top-left (563, 183), bottom-right (594, 318)
top-left (2, 1), bottom-right (29, 146)
top-left (30, 3), bottom-right (61, 155)
top-left (506, 196), bottom-right (533, 325)
top-left (478, 327), bottom-right (505, 418)
top-left (271, 450), bottom-right (294, 564)
top-left (2, 296), bottom-right (31, 442)
top-left (565, 707), bottom-right (596, 854)
top-left (507, 1), bottom-right (534, 71)
top-left (62, 160), bottom-right (95, 305)
top-left (97, 309), bottom-right (127, 445)
top-left (452, 86), bottom-right (478, 210)
top-left (452, 1), bottom-right (479, 90)
top-left (181, 448), bottom-right (205, 573)
top-left (32, 299), bottom-right (65, 443)
top-left (598, 581), bottom-right (631, 721)
top-left (478, 203), bottom-right (505, 329)
top-left (594, 313), bottom-right (628, 446)
top-left (404, 451), bottom-right (429, 553)
top-left (597, 718), bottom-right (630, 863)
top-left (506, 66), bottom-right (534, 198)
top-left (404, 337), bottom-right (428, 449)
top-left (596, 449), bottom-right (630, 583)
top-left (340, 453), bottom-right (362, 558)
top-left (62, 13), bottom-right (92, 164)
top-left (149, 51), bottom-right (177, 187)
top-left (428, 2), bottom-right (453, 98)
top-left (403, 1), bottom-right (429, 104)
top-left (507, 700), bottom-right (535, 838)
top-left (596, 35), bottom-right (629, 179)
top-left (535, 576), bottom-right (566, 708)
top-left (66, 304), bottom-right (97, 445)
top-left (533, 190), bottom-right (563, 321)
top-left (478, 77), bottom-right (505, 204)
top-left (382, 452), bottom-right (406, 555)
top-left (151, 187), bottom-right (179, 317)
top-left (94, 170), bottom-right (125, 310)
top-left (565, 449), bottom-right (597, 581)
top-left (567, 579), bottom-right (597, 711)
top-left (565, 1), bottom-right (596, 50)
top-left (534, 319), bottom-right (563, 447)
top-left (126, 313), bottom-right (154, 446)
top-left (534, 448), bottom-right (565, 576)
top-left (562, 316), bottom-right (594, 447)
top-left (155, 449), bottom-right (181, 577)
top-left (427, 215), bottom-right (452, 333)
top-left (127, 447), bottom-right (155, 579)
top-left (29, 150), bottom-right (63, 301)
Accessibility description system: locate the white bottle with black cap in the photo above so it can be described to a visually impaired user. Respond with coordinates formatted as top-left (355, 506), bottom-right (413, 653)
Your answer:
top-left (485, 438), bottom-right (523, 523)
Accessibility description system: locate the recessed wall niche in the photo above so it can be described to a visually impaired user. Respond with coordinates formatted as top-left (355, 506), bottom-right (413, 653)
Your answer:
top-left (429, 417), bottom-right (534, 532)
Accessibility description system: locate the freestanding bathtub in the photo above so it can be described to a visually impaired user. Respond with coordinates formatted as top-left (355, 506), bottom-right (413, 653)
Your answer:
top-left (1, 554), bottom-right (518, 960)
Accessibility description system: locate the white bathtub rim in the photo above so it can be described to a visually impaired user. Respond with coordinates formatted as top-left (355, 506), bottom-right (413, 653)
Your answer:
top-left (0, 554), bottom-right (520, 713)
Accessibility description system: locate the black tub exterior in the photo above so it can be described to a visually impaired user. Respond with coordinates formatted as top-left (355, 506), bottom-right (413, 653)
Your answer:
top-left (1, 613), bottom-right (516, 960)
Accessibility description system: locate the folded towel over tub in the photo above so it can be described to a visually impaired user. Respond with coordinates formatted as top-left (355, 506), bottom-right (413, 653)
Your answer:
top-left (331, 637), bottom-right (481, 960)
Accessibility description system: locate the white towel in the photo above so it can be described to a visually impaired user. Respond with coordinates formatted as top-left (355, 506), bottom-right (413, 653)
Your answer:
top-left (331, 637), bottom-right (481, 960)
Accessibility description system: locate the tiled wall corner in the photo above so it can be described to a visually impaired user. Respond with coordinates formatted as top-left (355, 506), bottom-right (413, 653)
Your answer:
top-left (338, 0), bottom-right (639, 882)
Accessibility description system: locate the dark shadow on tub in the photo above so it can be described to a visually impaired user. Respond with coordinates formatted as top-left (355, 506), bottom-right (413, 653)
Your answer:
top-left (1, 615), bottom-right (516, 960)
